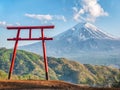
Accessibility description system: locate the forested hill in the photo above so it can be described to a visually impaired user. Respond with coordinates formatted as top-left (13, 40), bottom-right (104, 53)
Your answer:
top-left (0, 48), bottom-right (120, 87)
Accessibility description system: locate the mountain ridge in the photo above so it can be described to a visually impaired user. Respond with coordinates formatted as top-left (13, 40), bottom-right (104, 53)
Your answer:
top-left (0, 48), bottom-right (120, 87)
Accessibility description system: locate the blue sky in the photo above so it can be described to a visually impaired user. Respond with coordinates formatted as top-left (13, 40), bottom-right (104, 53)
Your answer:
top-left (0, 0), bottom-right (120, 48)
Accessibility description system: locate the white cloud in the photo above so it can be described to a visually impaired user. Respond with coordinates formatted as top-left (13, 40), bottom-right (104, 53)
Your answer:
top-left (0, 21), bottom-right (7, 27)
top-left (25, 14), bottom-right (52, 21)
top-left (0, 21), bottom-right (18, 28)
top-left (15, 22), bottom-right (21, 26)
top-left (54, 15), bottom-right (67, 22)
top-left (72, 7), bottom-right (78, 12)
top-left (73, 0), bottom-right (108, 22)
top-left (0, 21), bottom-right (13, 28)
top-left (25, 13), bottom-right (67, 22)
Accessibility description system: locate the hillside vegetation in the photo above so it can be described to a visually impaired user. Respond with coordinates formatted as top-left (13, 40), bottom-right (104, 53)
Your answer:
top-left (0, 48), bottom-right (120, 87)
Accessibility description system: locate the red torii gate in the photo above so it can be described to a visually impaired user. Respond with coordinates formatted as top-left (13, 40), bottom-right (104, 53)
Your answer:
top-left (7, 25), bottom-right (54, 80)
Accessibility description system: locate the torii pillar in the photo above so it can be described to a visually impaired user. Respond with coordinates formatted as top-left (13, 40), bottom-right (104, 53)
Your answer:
top-left (7, 25), bottom-right (54, 80)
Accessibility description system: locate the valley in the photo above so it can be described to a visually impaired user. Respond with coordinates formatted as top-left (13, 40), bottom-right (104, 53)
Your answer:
top-left (0, 48), bottom-right (120, 87)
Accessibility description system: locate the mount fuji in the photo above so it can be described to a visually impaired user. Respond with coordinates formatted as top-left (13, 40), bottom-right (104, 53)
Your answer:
top-left (19, 22), bottom-right (120, 67)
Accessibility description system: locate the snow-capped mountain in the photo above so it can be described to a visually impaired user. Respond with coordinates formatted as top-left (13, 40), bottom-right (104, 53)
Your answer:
top-left (55, 22), bottom-right (115, 41)
top-left (48, 22), bottom-right (120, 53)
top-left (19, 22), bottom-right (120, 66)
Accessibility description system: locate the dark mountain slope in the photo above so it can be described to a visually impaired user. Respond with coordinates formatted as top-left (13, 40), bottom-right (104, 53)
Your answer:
top-left (0, 48), bottom-right (120, 87)
top-left (0, 48), bottom-right (57, 80)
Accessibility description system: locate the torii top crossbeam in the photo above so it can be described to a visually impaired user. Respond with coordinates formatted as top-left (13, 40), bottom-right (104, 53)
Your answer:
top-left (7, 25), bottom-right (54, 80)
top-left (7, 26), bottom-right (54, 41)
top-left (7, 26), bottom-right (54, 29)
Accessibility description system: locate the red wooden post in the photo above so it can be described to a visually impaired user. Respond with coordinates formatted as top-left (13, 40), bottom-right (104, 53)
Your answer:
top-left (29, 28), bottom-right (32, 39)
top-left (8, 29), bottom-right (20, 80)
top-left (41, 29), bottom-right (49, 80)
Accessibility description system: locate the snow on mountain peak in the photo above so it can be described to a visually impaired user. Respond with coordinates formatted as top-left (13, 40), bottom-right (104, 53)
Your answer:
top-left (85, 23), bottom-right (98, 31)
top-left (76, 22), bottom-right (116, 40)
